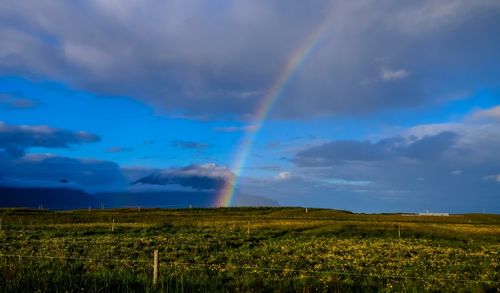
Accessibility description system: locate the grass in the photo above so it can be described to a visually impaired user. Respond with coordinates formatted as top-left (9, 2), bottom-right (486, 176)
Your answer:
top-left (0, 207), bottom-right (499, 292)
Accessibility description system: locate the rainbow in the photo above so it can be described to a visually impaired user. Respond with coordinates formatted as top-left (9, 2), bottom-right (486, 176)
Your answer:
top-left (215, 17), bottom-right (332, 207)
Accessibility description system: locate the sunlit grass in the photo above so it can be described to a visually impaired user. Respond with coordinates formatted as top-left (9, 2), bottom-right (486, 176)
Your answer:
top-left (0, 207), bottom-right (499, 292)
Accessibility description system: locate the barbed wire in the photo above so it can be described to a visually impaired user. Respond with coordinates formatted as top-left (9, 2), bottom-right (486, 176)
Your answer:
top-left (0, 253), bottom-right (149, 263)
top-left (0, 253), bottom-right (498, 284)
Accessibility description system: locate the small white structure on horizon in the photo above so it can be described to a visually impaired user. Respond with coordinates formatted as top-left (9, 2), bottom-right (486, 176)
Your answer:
top-left (418, 210), bottom-right (449, 216)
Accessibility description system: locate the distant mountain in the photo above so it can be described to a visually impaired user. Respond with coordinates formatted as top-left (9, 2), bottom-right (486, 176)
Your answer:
top-left (95, 191), bottom-right (279, 208)
top-left (0, 187), bottom-right (100, 209)
top-left (232, 194), bottom-right (279, 207)
top-left (95, 190), bottom-right (216, 208)
top-left (0, 187), bottom-right (279, 209)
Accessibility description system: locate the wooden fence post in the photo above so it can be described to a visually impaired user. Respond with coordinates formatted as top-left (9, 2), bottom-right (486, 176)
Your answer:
top-left (153, 249), bottom-right (159, 286)
top-left (60, 240), bottom-right (65, 264)
top-left (111, 219), bottom-right (115, 232)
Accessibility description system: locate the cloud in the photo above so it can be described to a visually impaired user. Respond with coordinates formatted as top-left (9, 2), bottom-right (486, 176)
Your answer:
top-left (0, 122), bottom-right (112, 191)
top-left (284, 116), bottom-right (500, 212)
top-left (213, 125), bottom-right (257, 133)
top-left (171, 140), bottom-right (210, 150)
top-left (0, 94), bottom-right (38, 109)
top-left (484, 174), bottom-right (500, 183)
top-left (1, 1), bottom-right (498, 119)
top-left (0, 121), bottom-right (100, 157)
top-left (131, 163), bottom-right (234, 191)
top-left (294, 131), bottom-right (458, 166)
top-left (105, 146), bottom-right (133, 153)
top-left (472, 106), bottom-right (500, 121)
top-left (275, 171), bottom-right (291, 181)
top-left (0, 153), bottom-right (126, 192)
top-left (380, 68), bottom-right (410, 81)
top-left (400, 131), bottom-right (458, 160)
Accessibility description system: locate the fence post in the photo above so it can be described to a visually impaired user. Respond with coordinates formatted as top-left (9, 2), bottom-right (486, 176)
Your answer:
top-left (398, 225), bottom-right (401, 238)
top-left (153, 249), bottom-right (159, 286)
top-left (111, 219), bottom-right (115, 232)
top-left (60, 240), bottom-right (65, 264)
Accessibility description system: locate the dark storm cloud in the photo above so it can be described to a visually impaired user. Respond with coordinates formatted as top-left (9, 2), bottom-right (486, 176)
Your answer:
top-left (400, 132), bottom-right (458, 160)
top-left (0, 154), bottom-right (127, 191)
top-left (171, 140), bottom-right (210, 150)
top-left (283, 119), bottom-right (500, 212)
top-left (131, 163), bottom-right (233, 191)
top-left (0, 122), bottom-right (115, 191)
top-left (0, 1), bottom-right (499, 119)
top-left (294, 131), bottom-right (458, 166)
top-left (0, 121), bottom-right (100, 157)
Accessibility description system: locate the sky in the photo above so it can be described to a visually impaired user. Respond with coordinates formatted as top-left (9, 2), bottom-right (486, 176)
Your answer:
top-left (1, 0), bottom-right (500, 213)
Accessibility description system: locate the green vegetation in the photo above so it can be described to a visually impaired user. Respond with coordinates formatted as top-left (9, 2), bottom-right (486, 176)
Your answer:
top-left (0, 207), bottom-right (499, 292)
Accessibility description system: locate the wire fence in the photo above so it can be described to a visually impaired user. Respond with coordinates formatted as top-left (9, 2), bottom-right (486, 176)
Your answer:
top-left (0, 253), bottom-right (498, 285)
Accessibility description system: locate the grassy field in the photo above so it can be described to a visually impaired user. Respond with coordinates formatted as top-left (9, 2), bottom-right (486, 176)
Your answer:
top-left (0, 207), bottom-right (499, 292)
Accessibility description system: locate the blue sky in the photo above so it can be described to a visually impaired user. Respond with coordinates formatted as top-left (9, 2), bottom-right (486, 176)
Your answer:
top-left (1, 1), bottom-right (500, 213)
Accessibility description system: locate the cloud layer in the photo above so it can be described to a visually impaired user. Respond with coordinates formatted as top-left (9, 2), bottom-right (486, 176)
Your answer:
top-left (294, 131), bottom-right (458, 166)
top-left (278, 110), bottom-right (500, 212)
top-left (131, 163), bottom-right (234, 191)
top-left (1, 1), bottom-right (499, 119)
top-left (0, 121), bottom-right (100, 157)
top-left (0, 121), bottom-right (234, 193)
top-left (0, 121), bottom-right (123, 191)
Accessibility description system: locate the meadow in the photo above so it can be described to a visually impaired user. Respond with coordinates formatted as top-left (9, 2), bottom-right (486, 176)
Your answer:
top-left (0, 207), bottom-right (499, 292)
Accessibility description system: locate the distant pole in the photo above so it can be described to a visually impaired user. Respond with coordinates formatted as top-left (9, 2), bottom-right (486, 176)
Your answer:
top-left (398, 225), bottom-right (401, 238)
top-left (305, 208), bottom-right (308, 213)
top-left (153, 250), bottom-right (159, 286)
top-left (88, 206), bottom-right (91, 212)
top-left (111, 219), bottom-right (115, 232)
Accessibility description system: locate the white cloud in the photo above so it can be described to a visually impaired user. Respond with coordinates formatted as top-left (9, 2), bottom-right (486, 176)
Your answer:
top-left (451, 170), bottom-right (462, 175)
top-left (472, 106), bottom-right (500, 121)
top-left (484, 174), bottom-right (500, 183)
top-left (179, 163), bottom-right (234, 180)
top-left (380, 68), bottom-right (410, 81)
top-left (213, 125), bottom-right (257, 133)
top-left (275, 171), bottom-right (291, 181)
